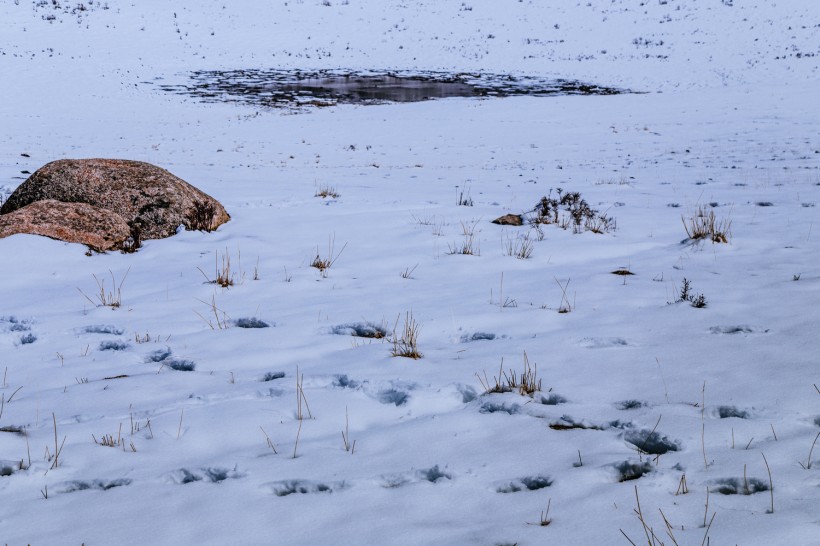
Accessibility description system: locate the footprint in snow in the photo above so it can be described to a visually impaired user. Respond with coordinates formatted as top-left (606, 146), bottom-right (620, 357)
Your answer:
top-left (380, 465), bottom-right (452, 488)
top-left (145, 347), bottom-right (196, 371)
top-left (82, 324), bottom-right (124, 335)
top-left (167, 467), bottom-right (244, 485)
top-left (56, 479), bottom-right (132, 494)
top-left (709, 325), bottom-right (767, 335)
top-left (495, 475), bottom-right (553, 493)
top-left (266, 479), bottom-right (345, 496)
top-left (578, 337), bottom-right (629, 349)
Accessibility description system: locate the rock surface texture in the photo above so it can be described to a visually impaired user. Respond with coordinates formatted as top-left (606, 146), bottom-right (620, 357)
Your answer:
top-left (0, 199), bottom-right (132, 251)
top-left (491, 213), bottom-right (524, 226)
top-left (0, 158), bottom-right (229, 251)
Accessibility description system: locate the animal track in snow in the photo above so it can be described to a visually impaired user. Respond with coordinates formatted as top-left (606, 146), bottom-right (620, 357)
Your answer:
top-left (495, 475), bottom-right (553, 493)
top-left (266, 479), bottom-right (345, 496)
top-left (233, 317), bottom-right (271, 328)
top-left (710, 477), bottom-right (770, 495)
top-left (56, 479), bottom-right (132, 494)
top-left (82, 324), bottom-right (124, 335)
top-left (623, 428), bottom-right (681, 455)
top-left (381, 465), bottom-right (452, 488)
top-left (613, 461), bottom-right (653, 482)
top-left (168, 467), bottom-right (244, 485)
top-left (709, 325), bottom-right (767, 335)
top-left (99, 340), bottom-right (129, 351)
top-left (332, 322), bottom-right (387, 339)
top-left (715, 406), bottom-right (750, 419)
top-left (578, 337), bottom-right (629, 349)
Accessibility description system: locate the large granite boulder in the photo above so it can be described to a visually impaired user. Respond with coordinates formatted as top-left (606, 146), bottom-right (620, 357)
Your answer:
top-left (0, 199), bottom-right (131, 252)
top-left (0, 158), bottom-right (229, 251)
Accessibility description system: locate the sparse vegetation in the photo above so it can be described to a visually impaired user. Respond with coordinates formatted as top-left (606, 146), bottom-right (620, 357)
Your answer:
top-left (682, 206), bottom-right (731, 243)
top-left (673, 278), bottom-right (707, 308)
top-left (78, 267), bottom-right (130, 309)
top-left (391, 312), bottom-right (422, 359)
top-left (198, 248), bottom-right (239, 287)
top-left (476, 353), bottom-right (541, 396)
top-left (311, 235), bottom-right (347, 277)
top-left (529, 188), bottom-right (615, 234)
top-left (448, 220), bottom-right (480, 255)
top-left (315, 184), bottom-right (340, 199)
top-left (504, 232), bottom-right (533, 259)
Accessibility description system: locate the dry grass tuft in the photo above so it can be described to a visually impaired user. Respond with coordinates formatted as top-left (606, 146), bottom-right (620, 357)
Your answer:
top-left (311, 235), bottom-right (347, 277)
top-left (78, 267), bottom-right (130, 308)
top-left (315, 184), bottom-right (340, 199)
top-left (682, 206), bottom-right (732, 243)
top-left (198, 248), bottom-right (239, 287)
top-left (477, 352), bottom-right (541, 396)
top-left (391, 312), bottom-right (423, 359)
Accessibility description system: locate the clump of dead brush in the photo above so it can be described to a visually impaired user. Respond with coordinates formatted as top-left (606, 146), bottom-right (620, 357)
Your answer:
top-left (194, 294), bottom-right (230, 329)
top-left (78, 267), bottom-right (130, 308)
top-left (311, 235), bottom-right (347, 278)
top-left (529, 188), bottom-right (615, 234)
top-left (390, 311), bottom-right (422, 359)
top-left (447, 220), bottom-right (481, 256)
top-left (682, 205), bottom-right (731, 243)
top-left (198, 248), bottom-right (240, 287)
top-left (504, 232), bottom-right (534, 259)
top-left (315, 184), bottom-right (340, 199)
top-left (477, 352), bottom-right (541, 396)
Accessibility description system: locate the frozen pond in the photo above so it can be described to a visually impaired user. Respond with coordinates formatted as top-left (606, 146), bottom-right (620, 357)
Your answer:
top-left (160, 69), bottom-right (629, 109)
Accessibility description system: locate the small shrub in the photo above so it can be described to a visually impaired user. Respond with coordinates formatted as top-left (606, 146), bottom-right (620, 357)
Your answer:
top-left (673, 278), bottom-right (707, 308)
top-left (529, 188), bottom-right (615, 234)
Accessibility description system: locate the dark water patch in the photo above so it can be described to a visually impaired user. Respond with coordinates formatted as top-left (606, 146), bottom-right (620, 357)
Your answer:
top-left (161, 69), bottom-right (630, 110)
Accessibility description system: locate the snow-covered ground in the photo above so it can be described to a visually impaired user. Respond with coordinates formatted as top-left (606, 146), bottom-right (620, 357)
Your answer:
top-left (1, 1), bottom-right (818, 544)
